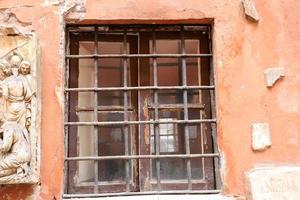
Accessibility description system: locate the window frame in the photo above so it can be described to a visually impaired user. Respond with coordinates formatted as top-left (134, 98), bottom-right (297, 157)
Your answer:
top-left (64, 25), bottom-right (220, 198)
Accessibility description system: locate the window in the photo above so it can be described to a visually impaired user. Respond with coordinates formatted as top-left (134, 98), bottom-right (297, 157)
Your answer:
top-left (64, 25), bottom-right (220, 198)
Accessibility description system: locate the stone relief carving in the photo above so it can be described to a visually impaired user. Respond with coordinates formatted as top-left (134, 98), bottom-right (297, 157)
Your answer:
top-left (0, 54), bottom-right (34, 182)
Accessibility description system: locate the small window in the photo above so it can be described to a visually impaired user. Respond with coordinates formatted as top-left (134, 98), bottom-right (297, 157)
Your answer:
top-left (64, 25), bottom-right (220, 198)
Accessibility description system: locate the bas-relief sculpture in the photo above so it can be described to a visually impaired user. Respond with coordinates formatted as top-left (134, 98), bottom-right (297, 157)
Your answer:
top-left (0, 35), bottom-right (39, 184)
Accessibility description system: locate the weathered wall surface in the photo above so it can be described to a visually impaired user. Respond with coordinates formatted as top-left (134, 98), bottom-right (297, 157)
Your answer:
top-left (0, 0), bottom-right (299, 199)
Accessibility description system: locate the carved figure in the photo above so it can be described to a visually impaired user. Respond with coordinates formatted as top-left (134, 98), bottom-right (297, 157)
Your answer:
top-left (2, 55), bottom-right (33, 128)
top-left (0, 122), bottom-right (31, 178)
top-left (0, 60), bottom-right (11, 125)
top-left (0, 54), bottom-right (34, 181)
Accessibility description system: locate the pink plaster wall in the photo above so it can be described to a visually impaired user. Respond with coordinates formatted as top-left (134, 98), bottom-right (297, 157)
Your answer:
top-left (0, 0), bottom-right (300, 199)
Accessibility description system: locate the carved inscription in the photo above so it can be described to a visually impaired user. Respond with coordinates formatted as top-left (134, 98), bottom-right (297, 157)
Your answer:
top-left (0, 54), bottom-right (34, 182)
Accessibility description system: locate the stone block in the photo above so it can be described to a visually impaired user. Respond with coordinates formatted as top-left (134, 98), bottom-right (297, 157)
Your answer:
top-left (252, 123), bottom-right (271, 151)
top-left (247, 166), bottom-right (300, 200)
top-left (264, 67), bottom-right (285, 87)
top-left (241, 0), bottom-right (260, 22)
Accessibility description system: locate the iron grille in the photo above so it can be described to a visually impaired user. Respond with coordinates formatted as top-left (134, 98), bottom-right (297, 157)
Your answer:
top-left (63, 25), bottom-right (220, 198)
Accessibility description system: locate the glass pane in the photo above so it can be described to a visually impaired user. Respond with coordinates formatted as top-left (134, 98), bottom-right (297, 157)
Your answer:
top-left (150, 118), bottom-right (179, 154)
top-left (98, 91), bottom-right (131, 107)
top-left (78, 92), bottom-right (94, 108)
top-left (157, 90), bottom-right (182, 104)
top-left (79, 41), bottom-right (94, 55)
top-left (98, 58), bottom-right (124, 87)
top-left (77, 110), bottom-right (94, 122)
top-left (77, 123), bottom-right (95, 183)
top-left (156, 58), bottom-right (180, 86)
top-left (151, 40), bottom-right (181, 54)
top-left (186, 57), bottom-right (200, 86)
top-left (98, 126), bottom-right (131, 182)
top-left (98, 41), bottom-right (128, 54)
top-left (98, 112), bottom-right (124, 122)
top-left (152, 158), bottom-right (187, 180)
top-left (78, 161), bottom-right (95, 183)
top-left (79, 59), bottom-right (94, 88)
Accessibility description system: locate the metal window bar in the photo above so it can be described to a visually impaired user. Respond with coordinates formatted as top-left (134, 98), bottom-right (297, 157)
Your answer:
top-left (66, 153), bottom-right (220, 161)
top-left (152, 29), bottom-right (161, 190)
top-left (180, 26), bottom-right (192, 190)
top-left (65, 119), bottom-right (216, 126)
top-left (63, 26), bottom-right (70, 194)
top-left (93, 26), bottom-right (99, 193)
top-left (65, 85), bottom-right (215, 92)
top-left (122, 29), bottom-right (131, 191)
top-left (66, 54), bottom-right (213, 59)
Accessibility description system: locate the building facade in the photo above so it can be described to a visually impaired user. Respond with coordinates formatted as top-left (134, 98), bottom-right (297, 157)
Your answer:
top-left (0, 0), bottom-right (299, 199)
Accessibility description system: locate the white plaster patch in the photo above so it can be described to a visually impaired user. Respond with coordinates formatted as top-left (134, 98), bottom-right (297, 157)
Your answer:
top-left (41, 0), bottom-right (61, 6)
top-left (252, 123), bottom-right (271, 151)
top-left (247, 166), bottom-right (300, 200)
top-left (264, 67), bottom-right (285, 87)
top-left (55, 84), bottom-right (64, 109)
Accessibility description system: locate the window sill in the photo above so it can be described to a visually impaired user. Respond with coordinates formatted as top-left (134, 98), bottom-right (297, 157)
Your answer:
top-left (66, 194), bottom-right (234, 200)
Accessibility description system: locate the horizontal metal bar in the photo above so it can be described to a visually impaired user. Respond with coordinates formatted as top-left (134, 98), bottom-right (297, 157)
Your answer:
top-left (76, 106), bottom-right (133, 112)
top-left (148, 104), bottom-right (204, 110)
top-left (65, 85), bottom-right (214, 92)
top-left (66, 53), bottom-right (212, 59)
top-left (64, 119), bottom-right (216, 126)
top-left (63, 190), bottom-right (221, 198)
top-left (65, 153), bottom-right (219, 161)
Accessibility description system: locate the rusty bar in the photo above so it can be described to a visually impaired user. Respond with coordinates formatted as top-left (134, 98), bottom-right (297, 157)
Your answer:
top-left (63, 189), bottom-right (221, 198)
top-left (123, 29), bottom-right (131, 192)
top-left (152, 29), bottom-right (161, 190)
top-left (63, 26), bottom-right (70, 194)
top-left (66, 153), bottom-right (220, 161)
top-left (93, 26), bottom-right (99, 193)
top-left (181, 26), bottom-right (192, 190)
top-left (65, 119), bottom-right (216, 126)
top-left (147, 104), bottom-right (204, 110)
top-left (65, 85), bottom-right (214, 92)
top-left (76, 106), bottom-right (133, 112)
top-left (66, 53), bottom-right (213, 59)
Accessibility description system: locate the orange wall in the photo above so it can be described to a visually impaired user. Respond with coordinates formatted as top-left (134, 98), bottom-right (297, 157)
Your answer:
top-left (0, 0), bottom-right (300, 199)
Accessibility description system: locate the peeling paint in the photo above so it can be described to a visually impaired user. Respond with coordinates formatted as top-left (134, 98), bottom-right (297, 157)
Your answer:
top-left (0, 9), bottom-right (33, 35)
top-left (55, 85), bottom-right (64, 109)
top-left (63, 0), bottom-right (86, 21)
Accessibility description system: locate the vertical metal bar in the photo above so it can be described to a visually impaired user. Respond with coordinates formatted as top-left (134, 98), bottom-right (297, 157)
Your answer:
top-left (93, 26), bottom-right (99, 193)
top-left (181, 26), bottom-right (192, 190)
top-left (152, 29), bottom-right (161, 190)
top-left (64, 26), bottom-right (69, 194)
top-left (208, 26), bottom-right (221, 189)
top-left (198, 40), bottom-right (206, 180)
top-left (123, 29), bottom-right (130, 192)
